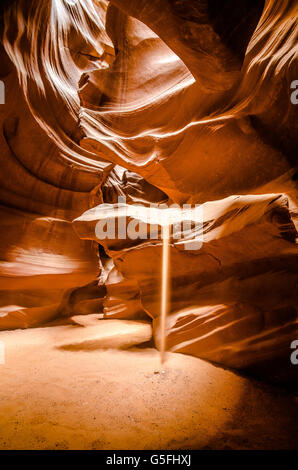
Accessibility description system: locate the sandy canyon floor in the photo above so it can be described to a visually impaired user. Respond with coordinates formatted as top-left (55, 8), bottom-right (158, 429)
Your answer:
top-left (0, 315), bottom-right (297, 450)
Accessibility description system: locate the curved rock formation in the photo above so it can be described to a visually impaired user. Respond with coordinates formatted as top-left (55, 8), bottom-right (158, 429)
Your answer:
top-left (0, 0), bottom-right (297, 382)
top-left (73, 193), bottom-right (298, 375)
top-left (0, 1), bottom-right (112, 328)
top-left (79, 0), bottom-right (296, 203)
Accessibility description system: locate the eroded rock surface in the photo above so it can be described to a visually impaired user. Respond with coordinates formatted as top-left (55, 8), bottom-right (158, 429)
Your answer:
top-left (73, 193), bottom-right (298, 376)
top-left (0, 1), bottom-right (297, 381)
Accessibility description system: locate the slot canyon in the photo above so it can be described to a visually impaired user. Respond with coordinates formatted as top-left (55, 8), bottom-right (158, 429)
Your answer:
top-left (0, 0), bottom-right (297, 451)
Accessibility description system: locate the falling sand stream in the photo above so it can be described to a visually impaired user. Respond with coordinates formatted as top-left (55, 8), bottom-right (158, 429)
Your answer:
top-left (160, 224), bottom-right (170, 364)
top-left (79, 201), bottom-right (202, 365)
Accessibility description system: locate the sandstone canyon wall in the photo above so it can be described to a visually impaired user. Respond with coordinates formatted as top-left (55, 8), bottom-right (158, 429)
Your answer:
top-left (0, 0), bottom-right (297, 382)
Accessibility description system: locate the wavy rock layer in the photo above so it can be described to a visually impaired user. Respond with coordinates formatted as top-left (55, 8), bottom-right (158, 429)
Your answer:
top-left (0, 1), bottom-right (297, 382)
top-left (0, 41), bottom-right (109, 329)
top-left (73, 193), bottom-right (298, 376)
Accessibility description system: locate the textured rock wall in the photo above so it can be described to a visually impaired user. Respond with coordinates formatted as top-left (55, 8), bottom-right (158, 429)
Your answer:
top-left (0, 2), bottom-right (112, 329)
top-left (73, 193), bottom-right (298, 374)
top-left (0, 1), bottom-right (297, 381)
